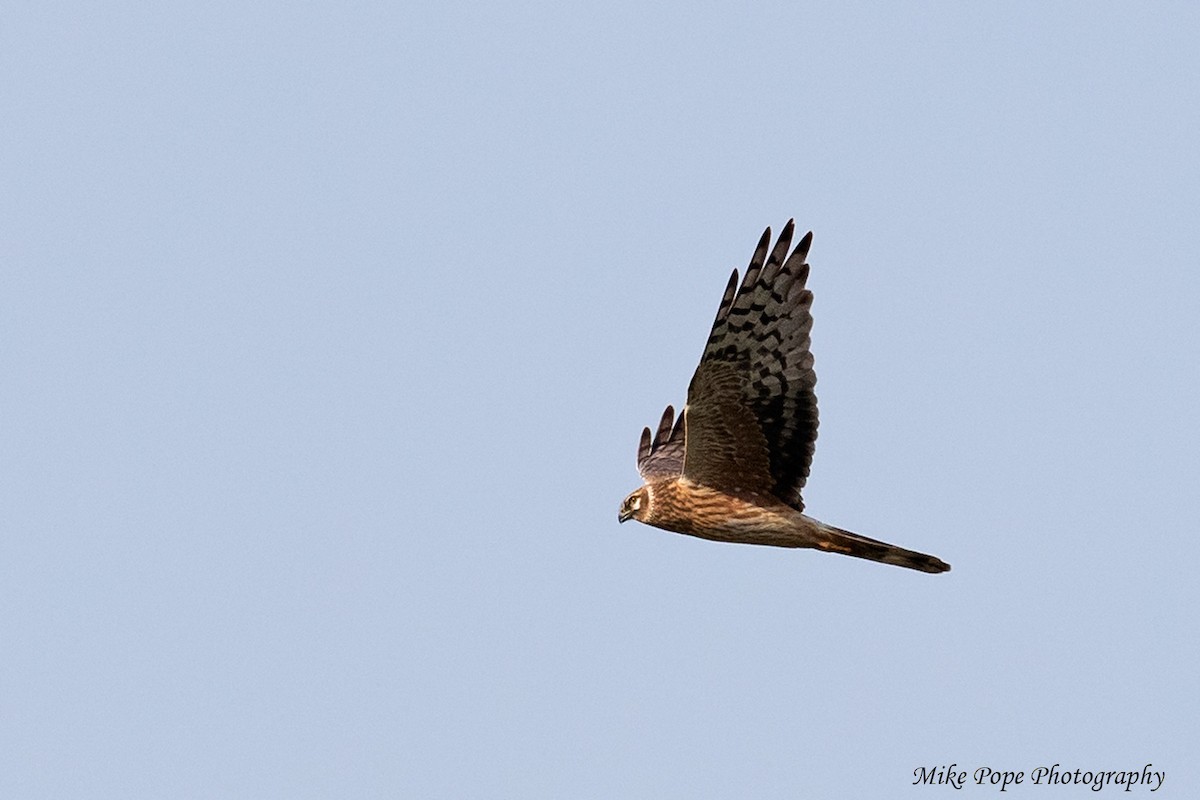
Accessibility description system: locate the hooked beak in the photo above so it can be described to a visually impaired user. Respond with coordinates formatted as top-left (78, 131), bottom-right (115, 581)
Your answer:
top-left (618, 508), bottom-right (633, 524)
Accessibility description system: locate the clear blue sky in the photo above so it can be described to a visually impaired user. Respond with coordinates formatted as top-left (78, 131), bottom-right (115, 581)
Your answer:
top-left (3, 3), bottom-right (1197, 797)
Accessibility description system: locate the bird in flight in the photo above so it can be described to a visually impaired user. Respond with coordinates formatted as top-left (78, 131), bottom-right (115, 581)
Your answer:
top-left (618, 221), bottom-right (950, 574)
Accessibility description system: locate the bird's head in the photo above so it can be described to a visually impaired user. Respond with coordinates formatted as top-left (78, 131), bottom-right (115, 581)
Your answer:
top-left (618, 487), bottom-right (650, 524)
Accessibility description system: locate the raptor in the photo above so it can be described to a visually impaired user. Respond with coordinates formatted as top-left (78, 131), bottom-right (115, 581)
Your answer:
top-left (618, 221), bottom-right (950, 574)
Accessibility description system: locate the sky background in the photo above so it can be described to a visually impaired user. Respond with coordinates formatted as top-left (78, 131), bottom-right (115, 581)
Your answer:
top-left (3, 2), bottom-right (1198, 797)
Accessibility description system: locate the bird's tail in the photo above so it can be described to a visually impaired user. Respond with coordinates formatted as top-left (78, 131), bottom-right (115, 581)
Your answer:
top-left (814, 523), bottom-right (950, 574)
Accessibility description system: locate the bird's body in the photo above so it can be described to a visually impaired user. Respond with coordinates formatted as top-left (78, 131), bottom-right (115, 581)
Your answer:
top-left (619, 222), bottom-right (950, 574)
top-left (636, 478), bottom-right (802, 546)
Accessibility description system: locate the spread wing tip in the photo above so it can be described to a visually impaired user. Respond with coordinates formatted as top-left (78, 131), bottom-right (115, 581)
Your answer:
top-left (636, 404), bottom-right (686, 479)
top-left (795, 229), bottom-right (813, 261)
top-left (715, 269), bottom-right (739, 324)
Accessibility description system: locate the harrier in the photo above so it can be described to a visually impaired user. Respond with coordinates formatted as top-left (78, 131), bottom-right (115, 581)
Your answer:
top-left (618, 222), bottom-right (950, 574)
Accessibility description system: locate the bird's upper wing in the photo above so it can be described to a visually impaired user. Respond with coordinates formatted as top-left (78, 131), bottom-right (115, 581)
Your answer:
top-left (680, 221), bottom-right (818, 510)
top-left (636, 405), bottom-right (686, 480)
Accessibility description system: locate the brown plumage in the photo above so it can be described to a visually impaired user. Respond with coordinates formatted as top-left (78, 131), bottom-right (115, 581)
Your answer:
top-left (618, 222), bottom-right (950, 574)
